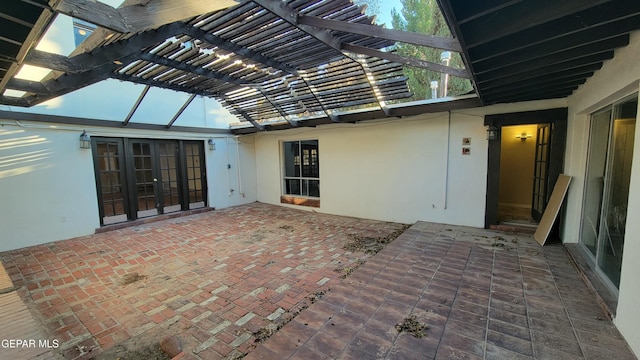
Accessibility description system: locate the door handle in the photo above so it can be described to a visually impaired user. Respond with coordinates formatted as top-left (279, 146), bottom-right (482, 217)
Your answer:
top-left (153, 178), bottom-right (158, 182)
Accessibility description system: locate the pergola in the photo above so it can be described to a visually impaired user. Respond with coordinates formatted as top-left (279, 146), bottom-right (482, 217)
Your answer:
top-left (0, 0), bottom-right (477, 134)
top-left (1, 0), bottom-right (639, 134)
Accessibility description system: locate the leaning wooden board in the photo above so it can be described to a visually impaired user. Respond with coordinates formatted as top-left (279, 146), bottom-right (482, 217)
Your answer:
top-left (534, 175), bottom-right (572, 246)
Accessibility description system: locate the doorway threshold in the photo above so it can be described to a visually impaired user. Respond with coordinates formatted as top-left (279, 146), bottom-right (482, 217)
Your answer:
top-left (95, 207), bottom-right (215, 234)
top-left (490, 222), bottom-right (537, 234)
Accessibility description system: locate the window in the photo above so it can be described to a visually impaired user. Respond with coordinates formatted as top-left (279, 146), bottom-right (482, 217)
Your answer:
top-left (283, 140), bottom-right (319, 197)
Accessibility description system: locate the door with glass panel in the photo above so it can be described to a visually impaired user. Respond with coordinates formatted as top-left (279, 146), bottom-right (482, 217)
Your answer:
top-left (93, 138), bottom-right (207, 224)
top-left (157, 141), bottom-right (182, 214)
top-left (183, 141), bottom-right (207, 209)
top-left (129, 140), bottom-right (159, 218)
top-left (531, 123), bottom-right (551, 221)
top-left (580, 96), bottom-right (637, 289)
top-left (92, 138), bottom-right (130, 225)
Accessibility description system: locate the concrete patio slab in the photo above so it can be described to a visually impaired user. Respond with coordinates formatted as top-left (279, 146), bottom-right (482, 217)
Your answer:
top-left (247, 222), bottom-right (637, 360)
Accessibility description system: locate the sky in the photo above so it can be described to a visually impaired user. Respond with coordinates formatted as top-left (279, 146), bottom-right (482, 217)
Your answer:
top-left (377, 1), bottom-right (402, 27)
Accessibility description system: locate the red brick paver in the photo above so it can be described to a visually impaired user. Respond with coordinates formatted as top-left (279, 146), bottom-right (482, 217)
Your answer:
top-left (0, 203), bottom-right (406, 359)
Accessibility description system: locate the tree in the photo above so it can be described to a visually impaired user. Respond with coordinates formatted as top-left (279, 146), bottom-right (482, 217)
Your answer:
top-left (352, 0), bottom-right (381, 20)
top-left (390, 0), bottom-right (472, 99)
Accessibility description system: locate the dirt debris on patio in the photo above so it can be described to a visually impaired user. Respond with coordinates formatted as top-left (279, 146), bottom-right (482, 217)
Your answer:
top-left (0, 203), bottom-right (408, 360)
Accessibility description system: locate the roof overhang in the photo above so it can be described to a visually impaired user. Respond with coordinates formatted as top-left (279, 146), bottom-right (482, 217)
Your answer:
top-left (436, 0), bottom-right (640, 105)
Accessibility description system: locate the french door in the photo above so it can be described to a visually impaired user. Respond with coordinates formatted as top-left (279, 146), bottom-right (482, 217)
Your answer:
top-left (92, 138), bottom-right (207, 225)
top-left (531, 123), bottom-right (551, 221)
top-left (580, 95), bottom-right (637, 289)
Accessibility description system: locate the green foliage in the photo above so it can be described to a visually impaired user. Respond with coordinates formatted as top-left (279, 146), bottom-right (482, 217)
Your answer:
top-left (390, 0), bottom-right (472, 99)
top-left (352, 0), bottom-right (381, 19)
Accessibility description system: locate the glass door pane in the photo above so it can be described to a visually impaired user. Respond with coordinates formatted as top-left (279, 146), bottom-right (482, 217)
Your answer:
top-left (597, 99), bottom-right (637, 288)
top-left (531, 124), bottom-right (550, 221)
top-left (580, 110), bottom-right (612, 257)
top-left (94, 139), bottom-right (129, 225)
top-left (131, 141), bottom-right (158, 218)
top-left (184, 141), bottom-right (206, 209)
top-left (157, 141), bottom-right (181, 213)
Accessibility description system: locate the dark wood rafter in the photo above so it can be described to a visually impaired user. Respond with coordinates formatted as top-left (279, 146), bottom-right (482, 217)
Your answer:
top-left (0, 1), bottom-right (54, 92)
top-left (297, 15), bottom-right (462, 52)
top-left (5, 78), bottom-right (48, 94)
top-left (472, 34), bottom-right (630, 75)
top-left (166, 93), bottom-right (197, 128)
top-left (437, 0), bottom-right (640, 106)
top-left (467, 5), bottom-right (640, 63)
top-left (9, 22), bottom-right (185, 99)
top-left (355, 55), bottom-right (390, 116)
top-left (252, 0), bottom-right (396, 116)
top-left (342, 43), bottom-right (471, 78)
top-left (297, 72), bottom-right (341, 122)
top-left (139, 52), bottom-right (252, 86)
top-left (178, 25), bottom-right (297, 74)
top-left (52, 0), bottom-right (243, 33)
top-left (123, 85), bottom-right (150, 126)
top-left (459, 0), bottom-right (612, 48)
top-left (475, 51), bottom-right (615, 84)
top-left (111, 71), bottom-right (218, 96)
top-left (24, 49), bottom-right (86, 73)
top-left (257, 87), bottom-right (298, 127)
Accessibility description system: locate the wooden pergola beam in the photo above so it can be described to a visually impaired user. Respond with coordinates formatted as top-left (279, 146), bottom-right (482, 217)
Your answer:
top-left (342, 43), bottom-right (471, 79)
top-left (52, 0), bottom-right (242, 33)
top-left (460, 0), bottom-right (612, 48)
top-left (178, 24), bottom-right (298, 74)
top-left (298, 15), bottom-right (462, 52)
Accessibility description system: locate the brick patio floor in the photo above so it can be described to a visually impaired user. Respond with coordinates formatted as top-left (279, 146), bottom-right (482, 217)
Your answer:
top-left (0, 203), bottom-right (636, 360)
top-left (247, 222), bottom-right (637, 360)
top-left (0, 203), bottom-right (406, 359)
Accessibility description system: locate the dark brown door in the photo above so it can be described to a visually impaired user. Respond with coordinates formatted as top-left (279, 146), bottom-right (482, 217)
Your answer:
top-left (157, 141), bottom-right (181, 214)
top-left (92, 138), bottom-right (130, 225)
top-left (531, 123), bottom-right (551, 221)
top-left (130, 140), bottom-right (159, 218)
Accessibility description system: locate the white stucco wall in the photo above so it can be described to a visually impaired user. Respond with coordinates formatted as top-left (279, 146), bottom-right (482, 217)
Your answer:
top-left (0, 123), bottom-right (98, 251)
top-left (0, 119), bottom-right (256, 252)
top-left (206, 134), bottom-right (257, 209)
top-left (253, 99), bottom-right (564, 226)
top-left (564, 30), bottom-right (640, 356)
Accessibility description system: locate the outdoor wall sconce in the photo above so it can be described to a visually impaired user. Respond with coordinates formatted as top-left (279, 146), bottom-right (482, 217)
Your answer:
top-left (515, 133), bottom-right (532, 140)
top-left (208, 138), bottom-right (215, 151)
top-left (486, 125), bottom-right (498, 141)
top-left (79, 130), bottom-right (91, 149)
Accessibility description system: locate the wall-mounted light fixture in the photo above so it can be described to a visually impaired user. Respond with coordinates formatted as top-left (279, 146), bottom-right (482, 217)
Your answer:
top-left (79, 130), bottom-right (91, 149)
top-left (515, 133), bottom-right (532, 140)
top-left (486, 125), bottom-right (498, 141)
top-left (208, 138), bottom-right (215, 151)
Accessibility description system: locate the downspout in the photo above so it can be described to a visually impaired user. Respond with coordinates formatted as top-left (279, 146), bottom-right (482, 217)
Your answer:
top-left (235, 136), bottom-right (244, 198)
top-left (444, 110), bottom-right (451, 209)
top-left (226, 137), bottom-right (234, 197)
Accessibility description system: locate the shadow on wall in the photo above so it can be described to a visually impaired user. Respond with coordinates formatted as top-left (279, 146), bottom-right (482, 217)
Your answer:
top-left (0, 128), bottom-right (52, 179)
